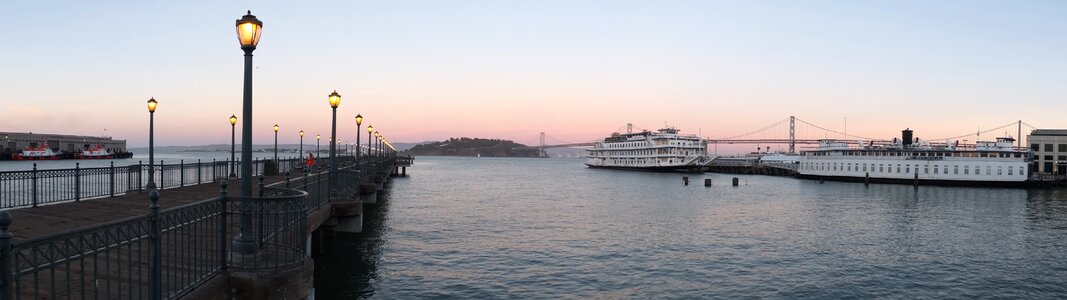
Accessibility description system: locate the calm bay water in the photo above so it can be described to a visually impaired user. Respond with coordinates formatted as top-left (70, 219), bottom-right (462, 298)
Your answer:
top-left (317, 156), bottom-right (1067, 298)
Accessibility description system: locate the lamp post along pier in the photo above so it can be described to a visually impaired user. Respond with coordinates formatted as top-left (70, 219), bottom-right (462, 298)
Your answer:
top-left (235, 10), bottom-right (262, 254)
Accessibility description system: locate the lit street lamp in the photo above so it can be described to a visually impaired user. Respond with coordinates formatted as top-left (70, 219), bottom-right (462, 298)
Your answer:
top-left (328, 90), bottom-right (341, 196)
top-left (235, 10), bottom-right (262, 255)
top-left (375, 131), bottom-right (381, 158)
top-left (273, 124), bottom-right (279, 163)
top-left (299, 130), bottom-right (304, 158)
top-left (316, 134), bottom-right (320, 156)
top-left (229, 115), bottom-right (237, 177)
top-left (355, 114), bottom-right (363, 163)
top-left (367, 125), bottom-right (374, 160)
top-left (146, 97), bottom-right (158, 190)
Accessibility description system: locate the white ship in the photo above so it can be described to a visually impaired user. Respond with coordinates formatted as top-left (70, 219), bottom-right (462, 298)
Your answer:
top-left (798, 128), bottom-right (1031, 187)
top-left (585, 125), bottom-right (710, 172)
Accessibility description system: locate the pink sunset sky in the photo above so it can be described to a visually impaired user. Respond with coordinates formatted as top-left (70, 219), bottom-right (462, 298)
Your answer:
top-left (2, 1), bottom-right (1065, 153)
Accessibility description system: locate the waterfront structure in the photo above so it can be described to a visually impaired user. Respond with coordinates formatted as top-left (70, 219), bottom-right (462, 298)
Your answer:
top-left (798, 129), bottom-right (1030, 186)
top-left (1027, 129), bottom-right (1067, 174)
top-left (0, 131), bottom-right (127, 158)
top-left (585, 125), bottom-right (710, 172)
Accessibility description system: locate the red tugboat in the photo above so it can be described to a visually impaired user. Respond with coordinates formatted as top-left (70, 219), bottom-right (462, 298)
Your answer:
top-left (11, 143), bottom-right (61, 160)
top-left (74, 145), bottom-right (114, 159)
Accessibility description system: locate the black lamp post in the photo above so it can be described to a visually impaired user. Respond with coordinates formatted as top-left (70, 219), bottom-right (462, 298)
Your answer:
top-left (273, 124), bottom-right (279, 163)
top-left (367, 125), bottom-right (374, 160)
top-left (328, 91), bottom-right (341, 196)
top-left (316, 134), bottom-right (320, 156)
top-left (235, 10), bottom-right (262, 254)
top-left (299, 130), bottom-right (304, 158)
top-left (355, 114), bottom-right (363, 163)
top-left (229, 115), bottom-right (237, 177)
top-left (146, 97), bottom-right (158, 190)
top-left (375, 132), bottom-right (381, 158)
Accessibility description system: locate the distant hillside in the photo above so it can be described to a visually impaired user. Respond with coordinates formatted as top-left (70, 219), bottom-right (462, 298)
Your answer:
top-left (404, 138), bottom-right (539, 157)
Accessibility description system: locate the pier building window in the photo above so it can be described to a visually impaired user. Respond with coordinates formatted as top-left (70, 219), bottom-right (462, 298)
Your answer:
top-left (925, 166), bottom-right (930, 174)
top-left (954, 165), bottom-right (959, 174)
top-left (998, 167), bottom-right (1003, 175)
top-left (905, 166), bottom-right (910, 173)
top-left (1060, 144), bottom-right (1067, 152)
top-left (933, 165), bottom-right (938, 174)
top-left (986, 166), bottom-right (991, 175)
top-left (1059, 156), bottom-right (1067, 161)
top-left (964, 166), bottom-right (970, 174)
top-left (897, 164), bottom-right (901, 173)
top-left (1009, 166), bottom-right (1014, 175)
top-left (1046, 144), bottom-right (1054, 152)
top-left (879, 164), bottom-right (884, 172)
top-left (1032, 143), bottom-right (1040, 151)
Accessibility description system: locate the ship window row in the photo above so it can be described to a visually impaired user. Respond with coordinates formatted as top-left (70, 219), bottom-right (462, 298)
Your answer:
top-left (603, 158), bottom-right (678, 165)
top-left (807, 151), bottom-right (1022, 158)
top-left (801, 162), bottom-right (1021, 176)
top-left (590, 149), bottom-right (699, 156)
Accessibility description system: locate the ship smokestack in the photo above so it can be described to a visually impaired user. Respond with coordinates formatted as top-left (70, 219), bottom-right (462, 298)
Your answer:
top-left (902, 128), bottom-right (913, 147)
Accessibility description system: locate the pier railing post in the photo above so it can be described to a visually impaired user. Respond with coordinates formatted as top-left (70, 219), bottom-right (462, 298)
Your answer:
top-left (218, 181), bottom-right (229, 272)
top-left (138, 161), bottom-right (143, 192)
top-left (197, 159), bottom-right (202, 185)
top-left (0, 211), bottom-right (12, 300)
top-left (159, 159), bottom-right (164, 188)
top-left (285, 171), bottom-right (291, 188)
top-left (148, 189), bottom-right (162, 300)
top-left (75, 162), bottom-right (81, 202)
top-left (109, 162), bottom-right (115, 197)
top-left (180, 159), bottom-right (185, 187)
top-left (31, 163), bottom-right (38, 207)
top-left (257, 175), bottom-right (265, 248)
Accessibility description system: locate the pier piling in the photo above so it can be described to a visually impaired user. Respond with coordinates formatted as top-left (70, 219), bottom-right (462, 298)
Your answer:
top-left (683, 176), bottom-right (689, 185)
top-left (732, 177), bottom-right (739, 186)
top-left (704, 178), bottom-right (712, 187)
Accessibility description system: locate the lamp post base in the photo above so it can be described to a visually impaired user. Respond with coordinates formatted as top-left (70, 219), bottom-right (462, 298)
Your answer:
top-left (233, 235), bottom-right (257, 254)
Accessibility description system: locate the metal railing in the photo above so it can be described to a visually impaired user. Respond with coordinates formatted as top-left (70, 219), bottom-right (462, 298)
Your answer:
top-left (0, 154), bottom-right (394, 300)
top-left (0, 157), bottom-right (314, 209)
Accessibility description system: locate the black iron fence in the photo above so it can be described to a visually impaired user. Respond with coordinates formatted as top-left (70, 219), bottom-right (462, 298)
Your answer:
top-left (0, 157), bottom-right (314, 209)
top-left (0, 155), bottom-right (392, 300)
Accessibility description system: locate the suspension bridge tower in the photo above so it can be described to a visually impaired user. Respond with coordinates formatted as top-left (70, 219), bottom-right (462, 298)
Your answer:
top-left (789, 115), bottom-right (796, 154)
top-left (539, 132), bottom-right (548, 158)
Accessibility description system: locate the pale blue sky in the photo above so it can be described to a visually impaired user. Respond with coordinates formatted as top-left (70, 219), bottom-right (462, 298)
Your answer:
top-left (2, 1), bottom-right (1065, 147)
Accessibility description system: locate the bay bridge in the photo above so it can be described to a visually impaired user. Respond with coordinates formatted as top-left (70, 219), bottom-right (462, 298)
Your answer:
top-left (524, 116), bottom-right (1041, 155)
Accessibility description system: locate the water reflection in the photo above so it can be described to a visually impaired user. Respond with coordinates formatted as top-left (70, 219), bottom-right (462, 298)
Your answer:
top-left (314, 187), bottom-right (391, 299)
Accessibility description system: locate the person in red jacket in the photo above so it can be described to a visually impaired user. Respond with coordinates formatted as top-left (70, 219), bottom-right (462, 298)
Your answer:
top-left (305, 153), bottom-right (316, 175)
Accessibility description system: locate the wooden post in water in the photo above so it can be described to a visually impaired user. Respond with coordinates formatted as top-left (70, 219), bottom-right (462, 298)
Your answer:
top-left (683, 176), bottom-right (689, 185)
top-left (732, 177), bottom-right (739, 186)
top-left (913, 172), bottom-right (919, 188)
top-left (704, 178), bottom-right (712, 187)
top-left (865, 172), bottom-right (870, 187)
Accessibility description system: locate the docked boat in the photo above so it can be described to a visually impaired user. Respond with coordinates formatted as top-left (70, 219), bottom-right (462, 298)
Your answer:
top-left (585, 125), bottom-right (710, 172)
top-left (74, 145), bottom-right (114, 159)
top-left (797, 128), bottom-right (1031, 187)
top-left (11, 144), bottom-right (61, 160)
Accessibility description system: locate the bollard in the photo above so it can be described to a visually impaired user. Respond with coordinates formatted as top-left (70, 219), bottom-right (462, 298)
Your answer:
top-left (732, 177), bottom-right (739, 186)
top-left (683, 176), bottom-right (689, 185)
top-left (285, 171), bottom-right (291, 188)
top-left (704, 178), bottom-right (712, 187)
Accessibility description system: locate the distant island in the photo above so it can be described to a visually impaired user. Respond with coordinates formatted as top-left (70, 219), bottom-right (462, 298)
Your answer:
top-left (404, 138), bottom-right (539, 157)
